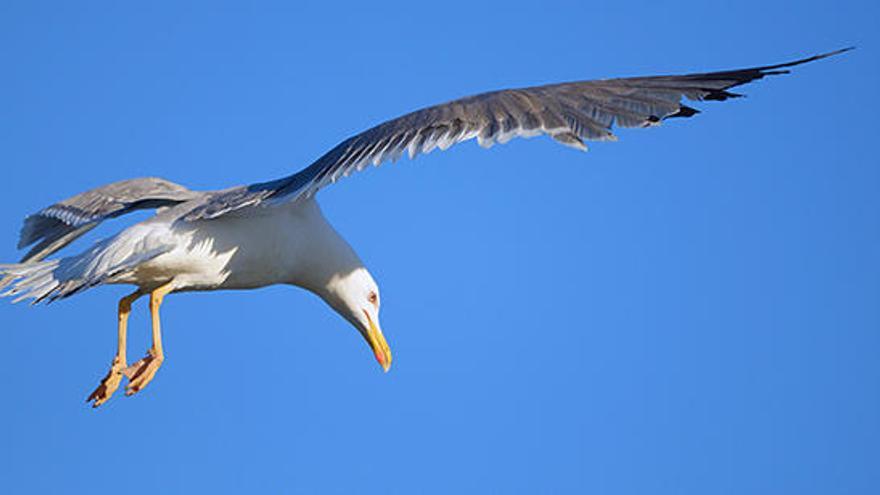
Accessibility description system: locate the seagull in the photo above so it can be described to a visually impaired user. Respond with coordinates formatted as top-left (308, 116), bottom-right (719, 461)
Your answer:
top-left (0, 49), bottom-right (849, 407)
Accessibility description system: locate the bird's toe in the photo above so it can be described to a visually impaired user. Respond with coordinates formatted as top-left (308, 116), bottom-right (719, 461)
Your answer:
top-left (86, 358), bottom-right (125, 408)
top-left (124, 352), bottom-right (163, 396)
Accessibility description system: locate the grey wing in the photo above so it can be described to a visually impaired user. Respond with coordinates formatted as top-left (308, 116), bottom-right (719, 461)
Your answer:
top-left (15, 177), bottom-right (202, 263)
top-left (184, 48), bottom-right (851, 221)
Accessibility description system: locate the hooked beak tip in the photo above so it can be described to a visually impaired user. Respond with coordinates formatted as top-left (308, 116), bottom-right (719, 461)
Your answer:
top-left (364, 310), bottom-right (392, 373)
top-left (377, 353), bottom-right (392, 373)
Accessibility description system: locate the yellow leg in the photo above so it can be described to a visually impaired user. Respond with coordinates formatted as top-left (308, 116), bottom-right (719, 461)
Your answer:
top-left (87, 290), bottom-right (142, 408)
top-left (125, 281), bottom-right (174, 396)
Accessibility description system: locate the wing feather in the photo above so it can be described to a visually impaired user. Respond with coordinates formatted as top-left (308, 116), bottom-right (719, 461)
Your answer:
top-left (16, 177), bottom-right (200, 263)
top-left (183, 48), bottom-right (851, 222)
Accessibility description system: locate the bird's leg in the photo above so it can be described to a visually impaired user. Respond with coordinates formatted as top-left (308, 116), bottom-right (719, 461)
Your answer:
top-left (124, 281), bottom-right (174, 396)
top-left (87, 290), bottom-right (143, 407)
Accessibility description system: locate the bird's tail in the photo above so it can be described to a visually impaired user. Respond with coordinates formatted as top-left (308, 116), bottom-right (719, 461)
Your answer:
top-left (0, 259), bottom-right (65, 303)
top-left (0, 237), bottom-right (172, 305)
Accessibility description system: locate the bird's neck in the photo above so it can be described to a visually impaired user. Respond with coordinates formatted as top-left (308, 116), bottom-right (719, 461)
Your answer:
top-left (284, 199), bottom-right (366, 299)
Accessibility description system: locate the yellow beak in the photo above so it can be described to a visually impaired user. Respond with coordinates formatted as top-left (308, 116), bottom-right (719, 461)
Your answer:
top-left (363, 310), bottom-right (392, 372)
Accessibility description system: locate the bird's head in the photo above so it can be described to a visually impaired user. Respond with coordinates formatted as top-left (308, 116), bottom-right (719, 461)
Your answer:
top-left (321, 267), bottom-right (391, 372)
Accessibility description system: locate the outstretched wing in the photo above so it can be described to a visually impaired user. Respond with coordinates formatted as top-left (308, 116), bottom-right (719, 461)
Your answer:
top-left (15, 177), bottom-right (201, 264)
top-left (184, 48), bottom-right (851, 221)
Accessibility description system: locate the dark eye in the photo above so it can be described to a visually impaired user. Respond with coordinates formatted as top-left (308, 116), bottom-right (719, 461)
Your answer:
top-left (368, 291), bottom-right (378, 306)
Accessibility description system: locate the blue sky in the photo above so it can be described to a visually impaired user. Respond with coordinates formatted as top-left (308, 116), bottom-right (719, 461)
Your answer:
top-left (1, 1), bottom-right (878, 493)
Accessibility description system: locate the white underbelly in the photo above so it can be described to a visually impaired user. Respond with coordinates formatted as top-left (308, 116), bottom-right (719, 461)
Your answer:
top-left (119, 219), bottom-right (282, 291)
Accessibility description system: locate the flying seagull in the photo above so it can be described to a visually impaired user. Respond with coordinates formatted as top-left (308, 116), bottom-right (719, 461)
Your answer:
top-left (0, 48), bottom-right (849, 407)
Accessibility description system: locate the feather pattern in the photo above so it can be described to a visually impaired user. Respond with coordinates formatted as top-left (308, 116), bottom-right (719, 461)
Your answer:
top-left (0, 234), bottom-right (174, 304)
top-left (183, 48), bottom-right (851, 222)
top-left (1, 177), bottom-right (201, 292)
top-left (16, 177), bottom-right (201, 264)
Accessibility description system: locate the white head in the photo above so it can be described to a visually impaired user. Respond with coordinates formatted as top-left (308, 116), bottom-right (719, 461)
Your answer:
top-left (319, 266), bottom-right (391, 371)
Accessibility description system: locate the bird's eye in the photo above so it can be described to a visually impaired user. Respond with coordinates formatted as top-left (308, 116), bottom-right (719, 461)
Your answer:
top-left (368, 291), bottom-right (378, 306)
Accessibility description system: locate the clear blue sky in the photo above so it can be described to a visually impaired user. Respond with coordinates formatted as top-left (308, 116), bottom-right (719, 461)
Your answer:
top-left (1, 1), bottom-right (877, 493)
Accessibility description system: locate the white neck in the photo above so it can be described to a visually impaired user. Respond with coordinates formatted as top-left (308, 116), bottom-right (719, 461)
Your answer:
top-left (284, 199), bottom-right (366, 297)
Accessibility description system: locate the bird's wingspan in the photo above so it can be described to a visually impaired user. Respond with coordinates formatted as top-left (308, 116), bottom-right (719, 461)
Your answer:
top-left (183, 48), bottom-right (851, 222)
top-left (15, 177), bottom-right (202, 264)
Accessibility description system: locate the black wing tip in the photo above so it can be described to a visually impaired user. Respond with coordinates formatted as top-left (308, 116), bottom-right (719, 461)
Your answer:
top-left (701, 46), bottom-right (854, 95)
top-left (755, 46), bottom-right (855, 74)
top-left (665, 105), bottom-right (701, 120)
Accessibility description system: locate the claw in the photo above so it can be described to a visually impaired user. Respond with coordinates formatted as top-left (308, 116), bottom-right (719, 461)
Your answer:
top-left (124, 350), bottom-right (163, 396)
top-left (86, 357), bottom-right (126, 408)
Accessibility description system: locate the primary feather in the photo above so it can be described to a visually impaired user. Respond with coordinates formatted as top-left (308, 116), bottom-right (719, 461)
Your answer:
top-left (183, 48), bottom-right (851, 222)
